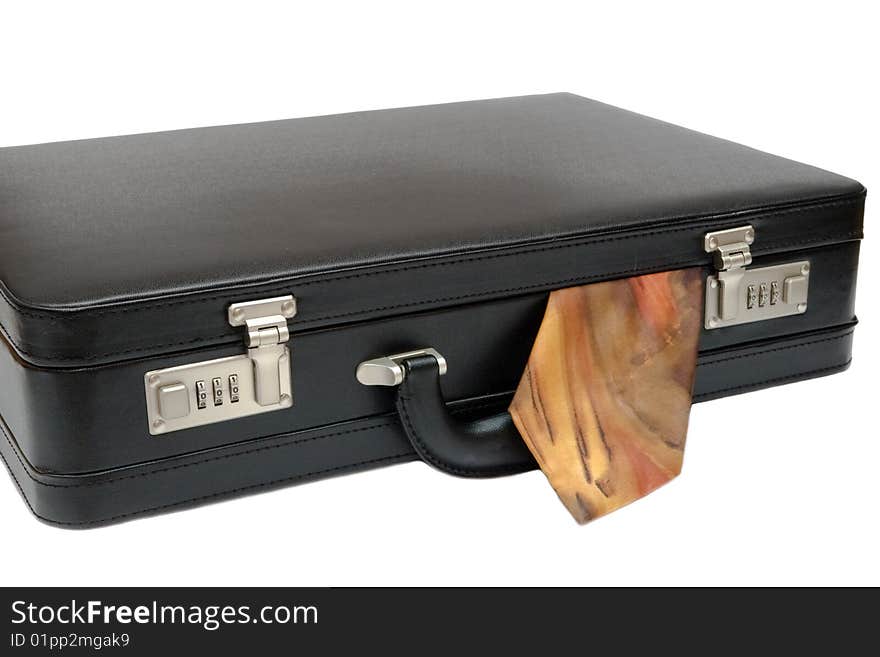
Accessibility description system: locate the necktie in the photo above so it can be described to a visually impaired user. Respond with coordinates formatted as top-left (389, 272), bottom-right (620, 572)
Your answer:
top-left (509, 269), bottom-right (703, 523)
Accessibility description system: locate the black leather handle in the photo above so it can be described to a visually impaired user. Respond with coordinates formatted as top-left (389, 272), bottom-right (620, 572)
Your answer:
top-left (395, 354), bottom-right (537, 477)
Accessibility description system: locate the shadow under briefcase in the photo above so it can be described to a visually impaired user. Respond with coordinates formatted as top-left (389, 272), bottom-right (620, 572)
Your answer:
top-left (0, 93), bottom-right (864, 526)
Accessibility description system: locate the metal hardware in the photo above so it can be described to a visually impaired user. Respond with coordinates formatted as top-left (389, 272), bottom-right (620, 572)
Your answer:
top-left (704, 225), bottom-right (754, 323)
top-left (704, 225), bottom-right (754, 271)
top-left (704, 226), bottom-right (810, 329)
top-left (228, 295), bottom-right (296, 407)
top-left (229, 374), bottom-right (240, 403)
top-left (195, 380), bottom-right (208, 409)
top-left (144, 295), bottom-right (295, 435)
top-left (158, 383), bottom-right (190, 420)
top-left (144, 352), bottom-right (293, 435)
top-left (212, 377), bottom-right (224, 406)
top-left (356, 348), bottom-right (447, 386)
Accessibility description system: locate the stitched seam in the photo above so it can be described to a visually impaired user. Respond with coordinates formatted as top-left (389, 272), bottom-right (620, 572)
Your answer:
top-left (17, 234), bottom-right (859, 365)
top-left (0, 191), bottom-right (862, 324)
top-left (2, 396), bottom-right (522, 489)
top-left (449, 398), bottom-right (510, 414)
top-left (3, 230), bottom-right (864, 362)
top-left (699, 332), bottom-right (853, 366)
top-left (3, 452), bottom-right (413, 527)
top-left (4, 224), bottom-right (863, 323)
top-left (297, 260), bottom-right (702, 324)
top-left (0, 320), bottom-right (229, 361)
top-left (6, 227), bottom-right (863, 363)
top-left (1, 194), bottom-right (863, 321)
top-left (0, 328), bottom-right (854, 488)
top-left (0, 360), bottom-right (853, 525)
top-left (0, 327), bottom-right (854, 489)
top-left (1, 258), bottom-right (701, 362)
top-left (0, 441), bottom-right (40, 519)
top-left (0, 419), bottom-right (396, 489)
top-left (693, 360), bottom-right (851, 399)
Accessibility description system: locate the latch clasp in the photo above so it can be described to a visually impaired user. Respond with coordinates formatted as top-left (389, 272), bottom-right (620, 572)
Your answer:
top-left (144, 295), bottom-right (296, 435)
top-left (228, 296), bottom-right (296, 406)
top-left (705, 225), bottom-right (754, 271)
top-left (704, 225), bottom-right (810, 330)
top-left (704, 226), bottom-right (754, 325)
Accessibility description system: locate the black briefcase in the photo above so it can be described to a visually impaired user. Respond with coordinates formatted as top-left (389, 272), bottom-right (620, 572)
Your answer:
top-left (0, 93), bottom-right (864, 527)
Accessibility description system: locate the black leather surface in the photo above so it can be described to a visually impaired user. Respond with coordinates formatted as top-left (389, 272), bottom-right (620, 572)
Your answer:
top-left (0, 243), bottom-right (860, 474)
top-left (0, 93), bottom-right (865, 366)
top-left (0, 323), bottom-right (856, 527)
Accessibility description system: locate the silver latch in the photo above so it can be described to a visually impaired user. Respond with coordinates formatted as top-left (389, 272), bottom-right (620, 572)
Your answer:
top-left (704, 225), bottom-right (754, 324)
top-left (704, 226), bottom-right (810, 329)
top-left (228, 296), bottom-right (296, 406)
top-left (705, 225), bottom-right (754, 271)
top-left (144, 295), bottom-right (295, 435)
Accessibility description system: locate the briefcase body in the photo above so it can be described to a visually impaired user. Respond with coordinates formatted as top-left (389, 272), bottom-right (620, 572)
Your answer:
top-left (0, 93), bottom-right (864, 526)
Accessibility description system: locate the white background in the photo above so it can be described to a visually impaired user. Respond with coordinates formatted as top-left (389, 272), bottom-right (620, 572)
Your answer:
top-left (0, 1), bottom-right (877, 586)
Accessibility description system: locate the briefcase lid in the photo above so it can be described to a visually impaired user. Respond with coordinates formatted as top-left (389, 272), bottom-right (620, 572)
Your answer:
top-left (0, 93), bottom-right (864, 367)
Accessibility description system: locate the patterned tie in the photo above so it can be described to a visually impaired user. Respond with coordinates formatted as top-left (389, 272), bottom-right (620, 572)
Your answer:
top-left (509, 269), bottom-right (703, 523)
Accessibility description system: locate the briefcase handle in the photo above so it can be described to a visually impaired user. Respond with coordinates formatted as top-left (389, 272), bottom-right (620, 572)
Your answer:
top-left (358, 350), bottom-right (536, 477)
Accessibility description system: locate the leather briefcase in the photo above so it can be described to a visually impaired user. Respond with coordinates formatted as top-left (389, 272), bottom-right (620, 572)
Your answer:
top-left (0, 93), bottom-right (864, 527)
